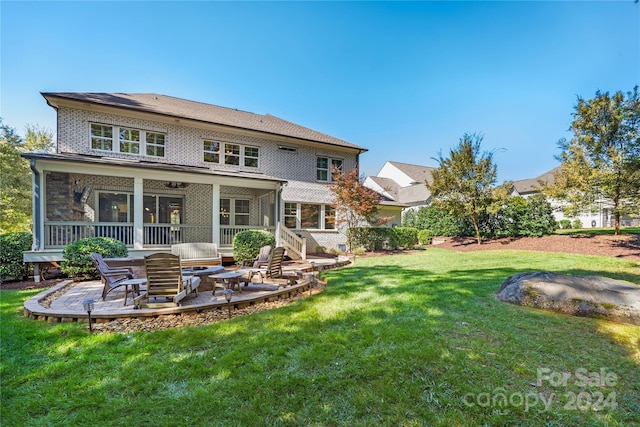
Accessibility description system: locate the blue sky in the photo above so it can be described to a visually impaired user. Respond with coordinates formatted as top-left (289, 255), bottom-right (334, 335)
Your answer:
top-left (1, 1), bottom-right (638, 182)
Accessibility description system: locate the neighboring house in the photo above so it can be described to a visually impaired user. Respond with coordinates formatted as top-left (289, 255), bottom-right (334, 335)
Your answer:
top-left (364, 161), bottom-right (436, 222)
top-left (367, 161), bottom-right (637, 228)
top-left (23, 93), bottom-right (367, 279)
top-left (511, 167), bottom-right (638, 228)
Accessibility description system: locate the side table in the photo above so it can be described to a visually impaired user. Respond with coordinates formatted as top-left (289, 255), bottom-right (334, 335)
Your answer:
top-left (118, 278), bottom-right (147, 306)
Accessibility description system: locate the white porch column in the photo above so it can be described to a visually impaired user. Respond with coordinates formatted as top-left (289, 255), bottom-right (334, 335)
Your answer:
top-left (211, 183), bottom-right (220, 246)
top-left (133, 177), bottom-right (144, 249)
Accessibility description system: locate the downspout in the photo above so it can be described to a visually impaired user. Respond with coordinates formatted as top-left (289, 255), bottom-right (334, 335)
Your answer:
top-left (29, 158), bottom-right (42, 251)
top-left (275, 182), bottom-right (283, 246)
top-left (29, 158), bottom-right (43, 282)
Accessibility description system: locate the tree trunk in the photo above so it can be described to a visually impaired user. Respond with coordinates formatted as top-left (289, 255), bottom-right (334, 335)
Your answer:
top-left (614, 198), bottom-right (621, 235)
top-left (472, 214), bottom-right (482, 245)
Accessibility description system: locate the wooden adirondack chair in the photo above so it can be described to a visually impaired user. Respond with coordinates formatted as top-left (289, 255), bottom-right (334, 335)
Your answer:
top-left (91, 252), bottom-right (136, 301)
top-left (134, 253), bottom-right (198, 309)
top-left (241, 245), bottom-right (272, 268)
top-left (250, 247), bottom-right (297, 287)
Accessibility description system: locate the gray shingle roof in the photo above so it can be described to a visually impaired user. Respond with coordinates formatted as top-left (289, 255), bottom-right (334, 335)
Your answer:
top-left (512, 167), bottom-right (560, 195)
top-left (42, 92), bottom-right (366, 152)
top-left (387, 161), bottom-right (437, 185)
top-left (367, 176), bottom-right (400, 200)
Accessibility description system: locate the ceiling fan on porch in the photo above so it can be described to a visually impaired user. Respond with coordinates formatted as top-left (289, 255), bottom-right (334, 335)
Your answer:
top-left (163, 182), bottom-right (189, 189)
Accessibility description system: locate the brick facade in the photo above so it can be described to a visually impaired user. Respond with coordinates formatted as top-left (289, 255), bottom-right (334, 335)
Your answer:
top-left (45, 102), bottom-right (357, 252)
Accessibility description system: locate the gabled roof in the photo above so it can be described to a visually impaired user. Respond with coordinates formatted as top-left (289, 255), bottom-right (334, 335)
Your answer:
top-left (512, 167), bottom-right (560, 195)
top-left (366, 176), bottom-right (400, 201)
top-left (386, 161), bottom-right (436, 186)
top-left (42, 92), bottom-right (366, 152)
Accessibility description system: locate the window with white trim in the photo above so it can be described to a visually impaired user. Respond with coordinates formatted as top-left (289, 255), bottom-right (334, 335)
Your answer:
top-left (90, 124), bottom-right (165, 157)
top-left (317, 157), bottom-right (343, 181)
top-left (204, 140), bottom-right (259, 168)
top-left (225, 143), bottom-right (240, 166)
top-left (146, 132), bottom-right (165, 156)
top-left (119, 128), bottom-right (140, 154)
top-left (244, 146), bottom-right (259, 167)
top-left (91, 124), bottom-right (113, 151)
top-left (284, 202), bottom-right (335, 230)
top-left (284, 203), bottom-right (297, 228)
top-left (220, 198), bottom-right (251, 225)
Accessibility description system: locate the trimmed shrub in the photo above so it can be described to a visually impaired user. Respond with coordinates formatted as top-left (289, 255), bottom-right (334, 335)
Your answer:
top-left (389, 227), bottom-right (419, 249)
top-left (0, 232), bottom-right (32, 281)
top-left (418, 229), bottom-right (433, 245)
top-left (349, 227), bottom-right (418, 251)
top-left (232, 230), bottom-right (276, 265)
top-left (402, 206), bottom-right (474, 237)
top-left (61, 237), bottom-right (128, 280)
top-left (572, 219), bottom-right (583, 229)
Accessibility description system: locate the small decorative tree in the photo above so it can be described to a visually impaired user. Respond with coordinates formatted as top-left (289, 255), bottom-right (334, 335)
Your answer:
top-left (330, 166), bottom-right (392, 252)
top-left (427, 133), bottom-right (511, 245)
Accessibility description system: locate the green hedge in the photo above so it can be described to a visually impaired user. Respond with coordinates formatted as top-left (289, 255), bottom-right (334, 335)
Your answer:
top-left (61, 237), bottom-right (128, 280)
top-left (403, 196), bottom-right (556, 238)
top-left (0, 232), bottom-right (32, 281)
top-left (418, 229), bottom-right (433, 245)
top-left (232, 230), bottom-right (276, 265)
top-left (349, 227), bottom-right (418, 251)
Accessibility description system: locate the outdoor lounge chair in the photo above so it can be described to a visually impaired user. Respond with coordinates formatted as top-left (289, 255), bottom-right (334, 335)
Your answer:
top-left (244, 247), bottom-right (297, 287)
top-left (134, 253), bottom-right (200, 309)
top-left (241, 245), bottom-right (272, 268)
top-left (91, 252), bottom-right (136, 301)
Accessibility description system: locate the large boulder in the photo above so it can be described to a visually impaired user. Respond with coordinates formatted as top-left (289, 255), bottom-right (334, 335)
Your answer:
top-left (496, 271), bottom-right (640, 325)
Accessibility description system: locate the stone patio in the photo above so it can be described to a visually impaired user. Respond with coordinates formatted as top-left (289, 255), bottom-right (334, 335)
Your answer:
top-left (23, 256), bottom-right (350, 325)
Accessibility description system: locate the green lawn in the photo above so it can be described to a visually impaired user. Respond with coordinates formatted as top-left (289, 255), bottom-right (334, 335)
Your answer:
top-left (2, 249), bottom-right (639, 426)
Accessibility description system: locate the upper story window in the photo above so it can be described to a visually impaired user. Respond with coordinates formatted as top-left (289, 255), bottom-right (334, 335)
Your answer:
top-left (317, 157), bottom-right (343, 182)
top-left (146, 132), bottom-right (165, 156)
top-left (204, 140), bottom-right (259, 168)
top-left (90, 124), bottom-right (164, 157)
top-left (91, 124), bottom-right (113, 151)
top-left (119, 128), bottom-right (140, 154)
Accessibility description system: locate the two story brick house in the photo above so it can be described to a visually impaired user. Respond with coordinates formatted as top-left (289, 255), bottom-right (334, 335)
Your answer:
top-left (23, 93), bottom-right (367, 278)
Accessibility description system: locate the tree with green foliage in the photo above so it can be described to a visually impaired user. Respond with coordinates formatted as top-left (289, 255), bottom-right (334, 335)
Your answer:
top-left (0, 120), bottom-right (54, 233)
top-left (330, 167), bottom-right (392, 251)
top-left (543, 87), bottom-right (640, 235)
top-left (427, 133), bottom-right (511, 245)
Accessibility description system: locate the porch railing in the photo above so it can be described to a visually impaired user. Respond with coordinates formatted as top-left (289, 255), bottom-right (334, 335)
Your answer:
top-left (144, 224), bottom-right (213, 245)
top-left (43, 221), bottom-right (274, 249)
top-left (219, 226), bottom-right (276, 246)
top-left (44, 222), bottom-right (135, 248)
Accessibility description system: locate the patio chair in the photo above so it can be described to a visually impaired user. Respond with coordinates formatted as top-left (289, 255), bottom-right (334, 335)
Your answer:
top-left (241, 245), bottom-right (272, 268)
top-left (91, 252), bottom-right (136, 301)
top-left (246, 247), bottom-right (296, 287)
top-left (134, 253), bottom-right (199, 309)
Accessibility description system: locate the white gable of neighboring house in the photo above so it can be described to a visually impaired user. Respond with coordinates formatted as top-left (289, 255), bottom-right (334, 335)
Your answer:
top-left (368, 161), bottom-right (436, 208)
top-left (363, 176), bottom-right (398, 201)
top-left (377, 162), bottom-right (417, 187)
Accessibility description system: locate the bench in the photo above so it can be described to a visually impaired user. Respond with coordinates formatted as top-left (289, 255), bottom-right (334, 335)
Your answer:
top-left (170, 243), bottom-right (222, 268)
